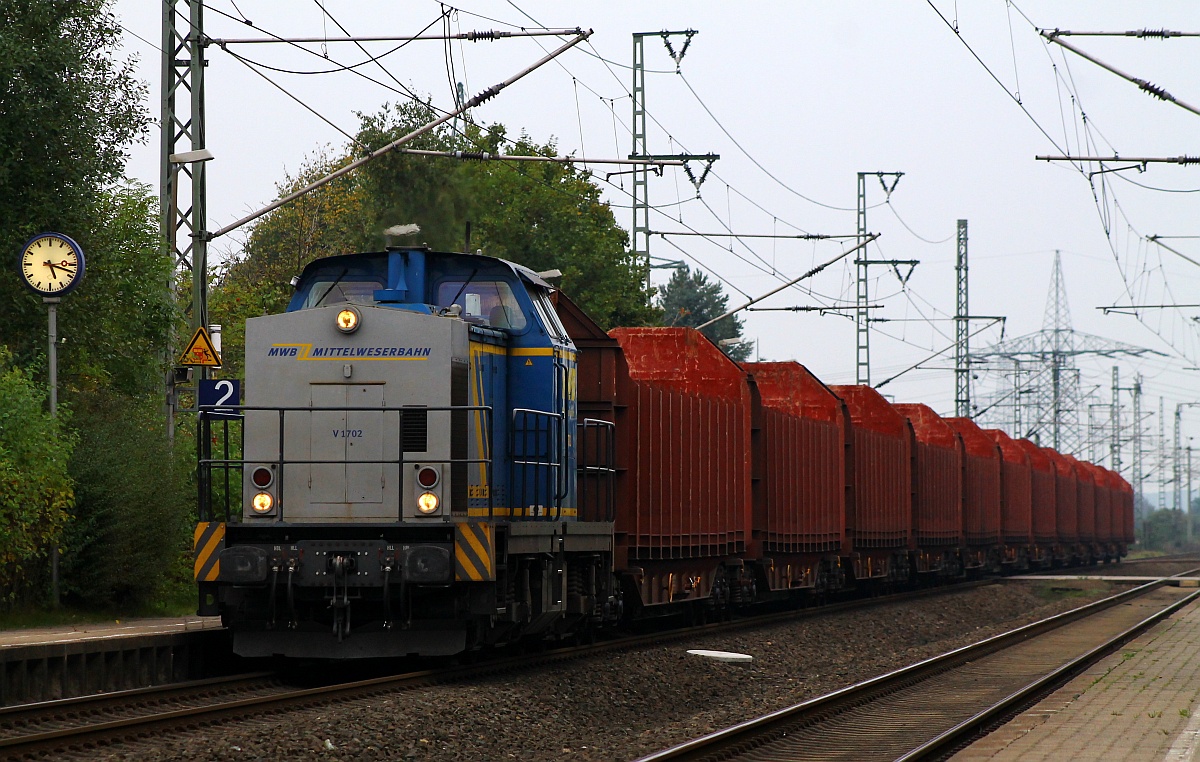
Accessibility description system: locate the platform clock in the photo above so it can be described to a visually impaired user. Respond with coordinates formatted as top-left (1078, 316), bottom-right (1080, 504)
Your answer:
top-left (19, 233), bottom-right (86, 296)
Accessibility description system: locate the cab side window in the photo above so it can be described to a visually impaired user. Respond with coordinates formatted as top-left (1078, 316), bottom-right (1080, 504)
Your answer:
top-left (527, 287), bottom-right (569, 342)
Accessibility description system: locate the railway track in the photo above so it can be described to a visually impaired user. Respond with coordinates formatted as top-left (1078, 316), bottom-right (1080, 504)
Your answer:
top-left (635, 573), bottom-right (1200, 762)
top-left (0, 580), bottom-right (1001, 759)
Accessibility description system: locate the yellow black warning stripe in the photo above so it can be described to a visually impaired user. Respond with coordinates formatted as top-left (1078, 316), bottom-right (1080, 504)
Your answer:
top-left (193, 522), bottom-right (225, 582)
top-left (454, 521), bottom-right (494, 582)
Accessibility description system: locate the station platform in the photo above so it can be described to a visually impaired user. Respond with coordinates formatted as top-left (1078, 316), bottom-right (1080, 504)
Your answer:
top-left (0, 616), bottom-right (226, 705)
top-left (953, 592), bottom-right (1200, 761)
top-left (0, 615), bottom-right (221, 650)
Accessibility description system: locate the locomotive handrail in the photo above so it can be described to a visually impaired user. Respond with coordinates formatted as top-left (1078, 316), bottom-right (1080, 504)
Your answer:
top-left (577, 418), bottom-right (616, 522)
top-left (552, 353), bottom-right (571, 504)
top-left (197, 403), bottom-right (493, 522)
top-left (511, 407), bottom-right (563, 521)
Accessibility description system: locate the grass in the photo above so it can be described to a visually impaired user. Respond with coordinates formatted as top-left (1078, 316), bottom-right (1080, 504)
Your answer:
top-left (1032, 582), bottom-right (1096, 601)
top-left (1126, 549), bottom-right (1169, 560)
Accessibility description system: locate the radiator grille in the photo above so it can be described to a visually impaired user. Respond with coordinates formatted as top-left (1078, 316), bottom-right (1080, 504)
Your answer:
top-left (401, 407), bottom-right (428, 453)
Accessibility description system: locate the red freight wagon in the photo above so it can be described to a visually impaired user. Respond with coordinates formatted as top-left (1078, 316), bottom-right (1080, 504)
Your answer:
top-left (1093, 467), bottom-right (1114, 555)
top-left (828, 386), bottom-right (912, 583)
top-left (743, 362), bottom-right (850, 592)
top-left (1043, 449), bottom-right (1079, 558)
top-left (607, 327), bottom-right (754, 604)
top-left (1103, 468), bottom-right (1132, 557)
top-left (1016, 439), bottom-right (1056, 551)
top-left (984, 429), bottom-right (1033, 564)
top-left (1066, 455), bottom-right (1097, 550)
top-left (1107, 469), bottom-right (1130, 555)
top-left (1117, 474), bottom-right (1135, 544)
top-left (946, 419), bottom-right (1002, 568)
top-left (893, 404), bottom-right (963, 551)
top-left (554, 292), bottom-right (757, 609)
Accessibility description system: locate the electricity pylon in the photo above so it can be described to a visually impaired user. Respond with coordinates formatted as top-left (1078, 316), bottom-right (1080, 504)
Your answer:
top-left (973, 251), bottom-right (1162, 456)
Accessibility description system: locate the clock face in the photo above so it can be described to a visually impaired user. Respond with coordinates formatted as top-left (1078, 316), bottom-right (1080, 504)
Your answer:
top-left (19, 234), bottom-right (85, 296)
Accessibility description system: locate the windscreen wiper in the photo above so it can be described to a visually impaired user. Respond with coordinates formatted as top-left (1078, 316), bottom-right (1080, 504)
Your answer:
top-left (314, 268), bottom-right (349, 306)
top-left (446, 268), bottom-right (479, 312)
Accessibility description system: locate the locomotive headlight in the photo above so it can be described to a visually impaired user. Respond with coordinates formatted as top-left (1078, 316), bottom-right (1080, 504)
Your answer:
top-left (335, 307), bottom-right (361, 334)
top-left (251, 492), bottom-right (274, 514)
top-left (417, 491), bottom-right (440, 514)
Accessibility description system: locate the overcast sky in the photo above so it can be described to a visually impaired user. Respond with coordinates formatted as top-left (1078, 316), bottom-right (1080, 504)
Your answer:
top-left (114, 2), bottom-right (1200, 502)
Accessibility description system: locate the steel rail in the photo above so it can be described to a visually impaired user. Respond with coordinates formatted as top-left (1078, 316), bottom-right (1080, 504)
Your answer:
top-left (633, 578), bottom-right (1197, 762)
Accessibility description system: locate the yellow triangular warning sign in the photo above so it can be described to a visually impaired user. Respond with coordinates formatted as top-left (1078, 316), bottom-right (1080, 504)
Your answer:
top-left (525, 358), bottom-right (534, 366)
top-left (178, 326), bottom-right (222, 367)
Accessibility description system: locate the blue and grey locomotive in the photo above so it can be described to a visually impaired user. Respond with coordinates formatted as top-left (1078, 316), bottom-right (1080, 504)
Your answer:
top-left (195, 247), bottom-right (619, 658)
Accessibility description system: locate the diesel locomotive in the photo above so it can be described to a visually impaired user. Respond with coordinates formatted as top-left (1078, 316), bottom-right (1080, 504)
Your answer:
top-left (193, 246), bottom-right (1131, 659)
top-left (196, 247), bottom-right (620, 658)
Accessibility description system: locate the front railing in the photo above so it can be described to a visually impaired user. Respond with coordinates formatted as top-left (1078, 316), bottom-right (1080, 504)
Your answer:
top-left (197, 404), bottom-right (493, 523)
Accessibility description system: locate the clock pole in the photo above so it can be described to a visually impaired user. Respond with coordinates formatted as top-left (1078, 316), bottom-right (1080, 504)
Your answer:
top-left (45, 298), bottom-right (59, 417)
top-left (45, 297), bottom-right (60, 606)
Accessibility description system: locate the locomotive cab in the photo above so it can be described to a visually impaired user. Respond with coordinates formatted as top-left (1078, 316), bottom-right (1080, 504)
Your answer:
top-left (196, 248), bottom-right (617, 658)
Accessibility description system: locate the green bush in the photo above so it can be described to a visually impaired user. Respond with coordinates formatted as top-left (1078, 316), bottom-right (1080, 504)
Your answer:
top-left (0, 349), bottom-right (74, 604)
top-left (61, 391), bottom-right (193, 609)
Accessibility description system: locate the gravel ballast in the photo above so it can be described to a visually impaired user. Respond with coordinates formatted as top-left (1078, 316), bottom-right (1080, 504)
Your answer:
top-left (101, 579), bottom-right (1135, 761)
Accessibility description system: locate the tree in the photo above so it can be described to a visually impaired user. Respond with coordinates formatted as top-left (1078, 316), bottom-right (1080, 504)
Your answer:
top-left (62, 391), bottom-right (192, 608)
top-left (0, 0), bottom-right (149, 371)
top-left (0, 2), bottom-right (190, 611)
top-left (356, 101), bottom-right (485, 252)
top-left (658, 265), bottom-right (752, 362)
top-left (211, 105), bottom-right (660, 339)
top-left (0, 350), bottom-right (74, 603)
top-left (358, 105), bottom-right (657, 327)
top-left (1140, 507), bottom-right (1188, 552)
top-left (65, 183), bottom-right (175, 396)
top-left (468, 134), bottom-right (658, 329)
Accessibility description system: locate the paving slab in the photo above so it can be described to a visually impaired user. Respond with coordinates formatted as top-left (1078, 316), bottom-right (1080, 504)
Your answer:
top-left (953, 596), bottom-right (1200, 761)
